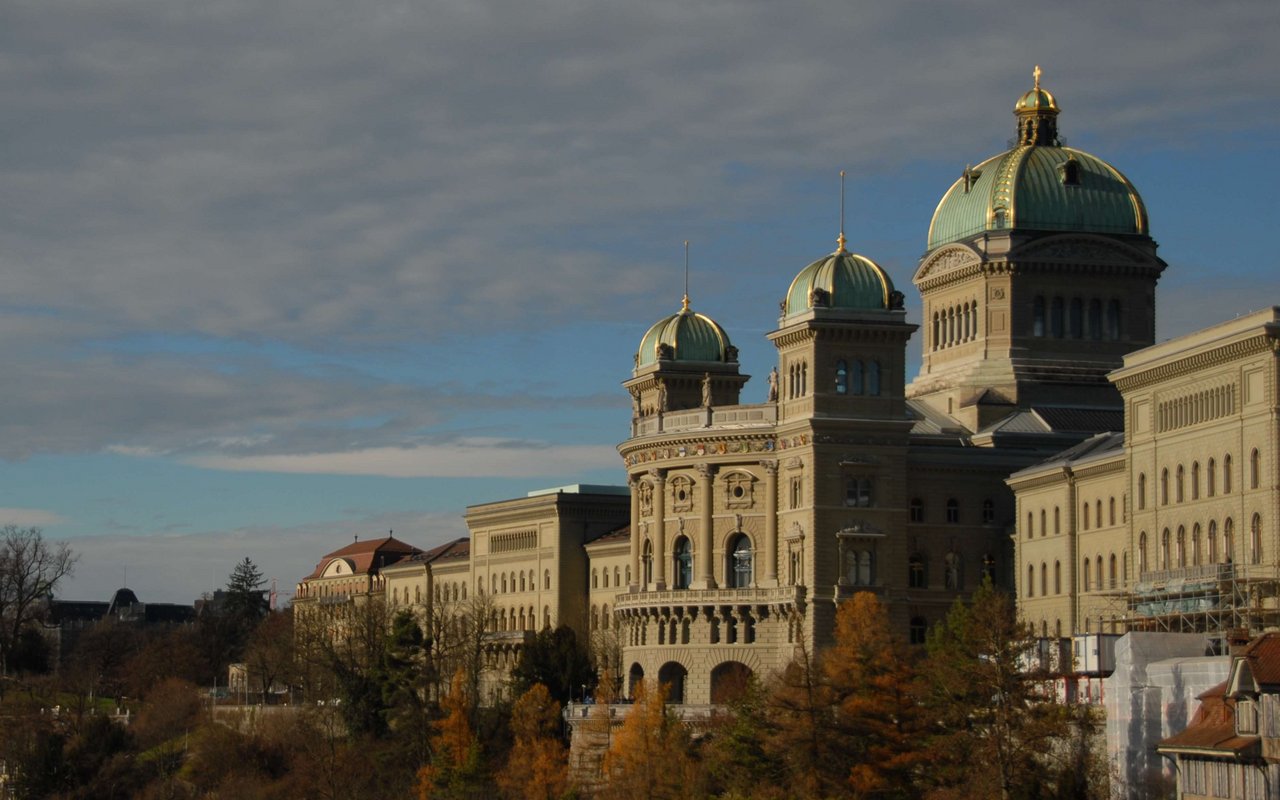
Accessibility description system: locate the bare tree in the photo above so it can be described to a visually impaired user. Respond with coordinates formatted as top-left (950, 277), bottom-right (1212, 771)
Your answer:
top-left (0, 525), bottom-right (76, 670)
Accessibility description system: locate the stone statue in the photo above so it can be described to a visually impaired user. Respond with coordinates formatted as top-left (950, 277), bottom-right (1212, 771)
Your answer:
top-left (767, 367), bottom-right (779, 402)
top-left (656, 379), bottom-right (668, 413)
top-left (701, 373), bottom-right (712, 408)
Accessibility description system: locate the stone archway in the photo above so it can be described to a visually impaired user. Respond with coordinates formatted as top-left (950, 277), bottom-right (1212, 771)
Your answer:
top-left (628, 662), bottom-right (645, 698)
top-left (657, 661), bottom-right (688, 704)
top-left (710, 661), bottom-right (753, 704)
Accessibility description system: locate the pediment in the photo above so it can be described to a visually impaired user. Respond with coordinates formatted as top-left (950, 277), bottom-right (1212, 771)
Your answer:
top-left (914, 243), bottom-right (983, 283)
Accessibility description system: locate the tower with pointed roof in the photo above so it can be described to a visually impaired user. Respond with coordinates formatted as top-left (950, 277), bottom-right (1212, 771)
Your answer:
top-left (908, 69), bottom-right (1166, 433)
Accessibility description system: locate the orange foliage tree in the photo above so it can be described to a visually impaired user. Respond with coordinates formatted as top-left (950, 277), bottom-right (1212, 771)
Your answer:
top-left (497, 683), bottom-right (568, 800)
top-left (599, 678), bottom-right (694, 800)
top-left (416, 669), bottom-right (483, 800)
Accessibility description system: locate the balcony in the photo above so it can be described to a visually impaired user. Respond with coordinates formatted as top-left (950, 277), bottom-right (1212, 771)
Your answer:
top-left (613, 584), bottom-right (805, 614)
top-left (631, 404), bottom-right (777, 438)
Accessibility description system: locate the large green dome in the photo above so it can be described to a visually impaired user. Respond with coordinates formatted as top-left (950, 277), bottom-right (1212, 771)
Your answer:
top-left (636, 300), bottom-right (734, 368)
top-left (783, 244), bottom-right (895, 317)
top-left (927, 73), bottom-right (1148, 251)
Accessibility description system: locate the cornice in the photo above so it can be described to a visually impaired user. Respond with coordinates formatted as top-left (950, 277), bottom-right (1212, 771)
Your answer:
top-left (1112, 334), bottom-right (1275, 393)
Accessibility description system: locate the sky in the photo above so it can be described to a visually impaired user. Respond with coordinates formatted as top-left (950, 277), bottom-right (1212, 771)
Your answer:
top-left (2, 1), bottom-right (1278, 603)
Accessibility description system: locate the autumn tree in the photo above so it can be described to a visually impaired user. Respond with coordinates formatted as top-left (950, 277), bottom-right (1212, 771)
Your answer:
top-left (919, 580), bottom-right (1070, 800)
top-left (0, 525), bottom-right (76, 675)
top-left (416, 669), bottom-right (485, 800)
top-left (497, 683), bottom-right (568, 800)
top-left (243, 608), bottom-right (295, 704)
top-left (823, 592), bottom-right (928, 798)
top-left (759, 638), bottom-right (833, 798)
top-left (600, 678), bottom-right (694, 800)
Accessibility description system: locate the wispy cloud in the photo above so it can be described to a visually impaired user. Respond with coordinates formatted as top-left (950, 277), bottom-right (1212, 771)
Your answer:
top-left (0, 508), bottom-right (68, 527)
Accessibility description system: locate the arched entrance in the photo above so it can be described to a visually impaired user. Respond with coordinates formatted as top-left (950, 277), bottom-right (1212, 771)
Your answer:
top-left (710, 661), bottom-right (753, 704)
top-left (628, 663), bottom-right (645, 698)
top-left (657, 661), bottom-right (688, 704)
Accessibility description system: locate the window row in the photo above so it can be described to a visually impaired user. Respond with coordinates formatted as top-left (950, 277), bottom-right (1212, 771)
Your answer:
top-left (1158, 384), bottom-right (1236, 432)
top-left (490, 605), bottom-right (549, 633)
top-left (589, 603), bottom-right (613, 631)
top-left (1140, 450), bottom-right (1259, 508)
top-left (643, 533), bottom-right (755, 590)
top-left (787, 360), bottom-right (808, 399)
top-left (907, 552), bottom-right (966, 590)
top-left (931, 300), bottom-right (980, 350)
top-left (1137, 515), bottom-right (1265, 571)
top-left (913, 497), bottom-right (996, 524)
top-left (833, 359), bottom-right (882, 395)
top-left (477, 569), bottom-right (553, 595)
top-left (1080, 496), bottom-right (1120, 531)
top-left (591, 565), bottom-right (629, 590)
top-left (1032, 296), bottom-right (1122, 340)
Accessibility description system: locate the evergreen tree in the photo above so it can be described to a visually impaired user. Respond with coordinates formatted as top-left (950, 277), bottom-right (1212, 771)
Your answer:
top-left (511, 625), bottom-right (594, 705)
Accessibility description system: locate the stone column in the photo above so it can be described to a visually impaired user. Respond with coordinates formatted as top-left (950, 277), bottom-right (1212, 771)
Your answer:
top-left (762, 460), bottom-right (779, 587)
top-left (697, 464), bottom-right (716, 589)
top-left (629, 476), bottom-right (641, 591)
top-left (651, 469), bottom-right (667, 590)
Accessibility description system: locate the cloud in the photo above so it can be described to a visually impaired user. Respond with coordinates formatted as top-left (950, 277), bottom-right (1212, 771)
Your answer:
top-left (0, 508), bottom-right (68, 527)
top-left (185, 437), bottom-right (620, 478)
top-left (58, 509), bottom-right (470, 604)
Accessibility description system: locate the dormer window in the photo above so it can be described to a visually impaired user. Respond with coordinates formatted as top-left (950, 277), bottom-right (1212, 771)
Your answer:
top-left (961, 165), bottom-right (982, 193)
top-left (1238, 699), bottom-right (1258, 734)
top-left (1059, 157), bottom-right (1081, 186)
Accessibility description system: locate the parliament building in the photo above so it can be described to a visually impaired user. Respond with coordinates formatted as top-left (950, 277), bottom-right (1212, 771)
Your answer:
top-left (295, 72), bottom-right (1280, 705)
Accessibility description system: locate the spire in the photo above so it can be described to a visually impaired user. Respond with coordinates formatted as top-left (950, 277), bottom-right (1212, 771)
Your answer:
top-left (836, 170), bottom-right (848, 252)
top-left (682, 240), bottom-right (690, 311)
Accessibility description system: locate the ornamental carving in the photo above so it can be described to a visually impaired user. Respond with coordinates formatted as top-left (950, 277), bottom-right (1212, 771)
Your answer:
top-left (920, 246), bottom-right (981, 278)
top-left (1019, 239), bottom-right (1138, 264)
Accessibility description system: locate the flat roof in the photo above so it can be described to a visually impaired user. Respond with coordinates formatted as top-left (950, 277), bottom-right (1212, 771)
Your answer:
top-left (525, 483), bottom-right (629, 498)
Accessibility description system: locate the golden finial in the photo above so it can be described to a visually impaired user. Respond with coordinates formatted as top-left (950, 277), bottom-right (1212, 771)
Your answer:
top-left (681, 240), bottom-right (690, 311)
top-left (1033, 65), bottom-right (1042, 91)
top-left (836, 170), bottom-right (847, 252)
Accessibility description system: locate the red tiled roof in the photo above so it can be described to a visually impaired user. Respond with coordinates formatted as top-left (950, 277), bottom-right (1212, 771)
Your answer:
top-left (302, 535), bottom-right (423, 580)
top-left (1238, 632), bottom-right (1280, 686)
top-left (1158, 682), bottom-right (1257, 755)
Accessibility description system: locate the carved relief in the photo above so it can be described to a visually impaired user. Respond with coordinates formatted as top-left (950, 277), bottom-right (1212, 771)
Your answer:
top-left (1018, 238), bottom-right (1139, 264)
top-left (919, 246), bottom-right (981, 279)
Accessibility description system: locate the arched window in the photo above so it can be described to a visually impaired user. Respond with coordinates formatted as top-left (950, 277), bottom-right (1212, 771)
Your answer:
top-left (1176, 526), bottom-right (1186, 567)
top-left (673, 537), bottom-right (693, 589)
top-left (946, 498), bottom-right (959, 523)
top-left (1109, 554), bottom-right (1117, 589)
top-left (1123, 551), bottom-right (1129, 581)
top-left (1251, 449), bottom-right (1261, 489)
top-left (642, 540), bottom-right (653, 585)
top-left (1176, 466), bottom-right (1185, 503)
top-left (614, 567), bottom-right (620, 587)
top-left (602, 567), bottom-right (609, 588)
top-left (1251, 514), bottom-right (1263, 565)
top-left (521, 573), bottom-right (527, 592)
top-left (1040, 510), bottom-right (1047, 537)
top-left (1082, 558), bottom-right (1090, 592)
top-left (1082, 502), bottom-right (1090, 530)
top-left (1192, 462), bottom-right (1201, 500)
top-left (1027, 564), bottom-right (1035, 597)
top-left (1138, 473), bottom-right (1147, 510)
top-left (1161, 469), bottom-right (1169, 505)
top-left (1209, 520), bottom-right (1219, 563)
top-left (1026, 511), bottom-right (1034, 539)
top-left (834, 360), bottom-right (848, 394)
top-left (1208, 459), bottom-right (1217, 497)
top-left (1161, 529), bottom-right (1171, 569)
top-left (1096, 500), bottom-right (1103, 528)
top-left (911, 498), bottom-right (925, 523)
top-left (1109, 497), bottom-right (1116, 526)
top-left (1225, 518), bottom-right (1235, 562)
top-left (1069, 298), bottom-right (1083, 338)
top-left (1192, 524), bottom-right (1202, 566)
top-left (908, 555), bottom-right (926, 588)
top-left (848, 550), bottom-right (873, 587)
top-left (591, 569), bottom-right (598, 589)
top-left (502, 574), bottom-right (508, 593)
top-left (1224, 455), bottom-right (1233, 493)
top-left (867, 361), bottom-right (881, 396)
top-left (1054, 561), bottom-right (1062, 594)
top-left (1096, 555), bottom-right (1103, 589)
top-left (1033, 296), bottom-right (1046, 337)
top-left (545, 569), bottom-right (551, 590)
top-left (851, 360), bottom-right (864, 394)
top-left (982, 499), bottom-right (995, 524)
top-left (1039, 562), bottom-right (1046, 597)
top-left (1138, 531), bottom-right (1148, 574)
top-left (1054, 506), bottom-right (1061, 535)
top-left (728, 534), bottom-right (753, 588)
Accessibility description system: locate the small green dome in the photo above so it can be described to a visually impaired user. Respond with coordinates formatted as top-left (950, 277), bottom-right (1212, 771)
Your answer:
top-left (636, 300), bottom-right (734, 368)
top-left (784, 246), bottom-right (895, 317)
top-left (927, 74), bottom-right (1147, 251)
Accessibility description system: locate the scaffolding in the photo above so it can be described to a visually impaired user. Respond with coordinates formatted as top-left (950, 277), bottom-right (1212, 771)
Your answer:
top-left (1121, 563), bottom-right (1280, 641)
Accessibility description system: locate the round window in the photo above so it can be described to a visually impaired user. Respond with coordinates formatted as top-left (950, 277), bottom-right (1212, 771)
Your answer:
top-left (733, 485), bottom-right (745, 499)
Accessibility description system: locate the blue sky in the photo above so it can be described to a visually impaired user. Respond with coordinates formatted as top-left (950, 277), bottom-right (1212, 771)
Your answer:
top-left (2, 0), bottom-right (1277, 602)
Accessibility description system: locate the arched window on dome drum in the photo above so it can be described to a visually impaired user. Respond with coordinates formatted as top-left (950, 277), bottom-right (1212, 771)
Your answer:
top-left (1107, 300), bottom-right (1122, 340)
top-left (1089, 298), bottom-right (1102, 340)
top-left (867, 361), bottom-right (881, 396)
top-left (851, 360), bottom-right (864, 394)
top-left (673, 537), bottom-right (692, 590)
top-left (1033, 296), bottom-right (1046, 337)
top-left (835, 360), bottom-right (848, 394)
top-left (1069, 298), bottom-right (1084, 339)
top-left (1051, 297), bottom-right (1065, 338)
top-left (728, 534), bottom-right (753, 588)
